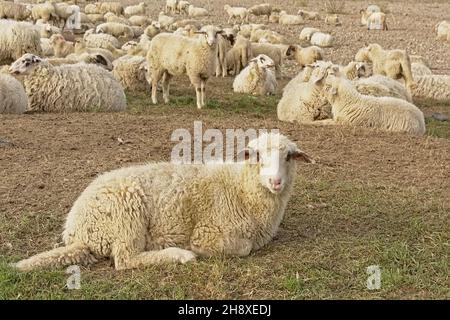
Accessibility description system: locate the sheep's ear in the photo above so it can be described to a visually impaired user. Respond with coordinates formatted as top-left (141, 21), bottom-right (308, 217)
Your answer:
top-left (94, 54), bottom-right (108, 66)
top-left (31, 55), bottom-right (42, 63)
top-left (287, 150), bottom-right (314, 163)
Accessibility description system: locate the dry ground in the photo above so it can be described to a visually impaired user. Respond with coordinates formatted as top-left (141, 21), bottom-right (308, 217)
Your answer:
top-left (0, 0), bottom-right (449, 299)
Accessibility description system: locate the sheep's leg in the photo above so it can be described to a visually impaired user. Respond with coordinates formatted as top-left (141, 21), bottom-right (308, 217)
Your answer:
top-left (190, 232), bottom-right (253, 257)
top-left (151, 68), bottom-right (164, 104)
top-left (189, 75), bottom-right (202, 109)
top-left (162, 71), bottom-right (172, 104)
top-left (114, 247), bottom-right (196, 270)
top-left (200, 80), bottom-right (206, 108)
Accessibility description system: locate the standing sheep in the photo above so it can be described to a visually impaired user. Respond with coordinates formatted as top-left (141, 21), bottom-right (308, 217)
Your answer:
top-left (0, 20), bottom-right (42, 64)
top-left (165, 0), bottom-right (178, 14)
top-left (0, 73), bottom-right (27, 114)
top-left (8, 53), bottom-right (127, 112)
top-left (248, 4), bottom-right (272, 22)
top-left (147, 26), bottom-right (222, 109)
top-left (322, 74), bottom-right (426, 135)
top-left (233, 54), bottom-right (277, 96)
top-left (366, 12), bottom-right (388, 30)
top-left (224, 5), bottom-right (248, 24)
top-left (226, 35), bottom-right (252, 76)
top-left (125, 2), bottom-right (146, 17)
top-left (99, 2), bottom-right (124, 15)
top-left (0, 1), bottom-right (30, 20)
top-left (13, 132), bottom-right (313, 271)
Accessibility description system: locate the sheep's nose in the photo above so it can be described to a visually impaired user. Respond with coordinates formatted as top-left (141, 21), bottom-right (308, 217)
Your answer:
top-left (270, 178), bottom-right (282, 189)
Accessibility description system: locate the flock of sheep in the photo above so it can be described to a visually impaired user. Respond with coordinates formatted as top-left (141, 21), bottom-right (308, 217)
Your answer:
top-left (2, 0), bottom-right (450, 271)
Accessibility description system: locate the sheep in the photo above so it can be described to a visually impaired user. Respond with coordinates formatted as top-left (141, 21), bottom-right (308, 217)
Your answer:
top-left (49, 34), bottom-right (74, 58)
top-left (171, 19), bottom-right (201, 30)
top-left (129, 15), bottom-right (151, 27)
top-left (412, 62), bottom-right (432, 77)
top-left (233, 54), bottom-right (277, 96)
top-left (353, 75), bottom-right (413, 102)
top-left (188, 5), bottom-right (208, 17)
top-left (127, 34), bottom-right (152, 56)
top-left (0, 1), bottom-right (30, 20)
top-left (84, 3), bottom-right (101, 14)
top-left (278, 11), bottom-right (303, 25)
top-left (360, 5), bottom-right (381, 26)
top-left (224, 5), bottom-right (248, 24)
top-left (0, 20), bottom-right (42, 64)
top-left (165, 0), bottom-right (178, 14)
top-left (177, 1), bottom-right (190, 15)
top-left (99, 2), bottom-right (124, 15)
top-left (31, 1), bottom-right (57, 23)
top-left (225, 35), bottom-right (252, 76)
top-left (366, 12), bottom-right (388, 30)
top-left (310, 32), bottom-right (333, 47)
top-left (147, 25), bottom-right (222, 109)
top-left (96, 22), bottom-right (134, 40)
top-left (125, 2), bottom-right (146, 17)
top-left (215, 33), bottom-right (232, 77)
top-left (277, 62), bottom-right (334, 123)
top-left (250, 29), bottom-right (286, 44)
top-left (268, 12), bottom-right (279, 23)
top-left (435, 20), bottom-right (450, 41)
top-left (299, 27), bottom-right (320, 41)
top-left (248, 4), bottom-right (272, 21)
top-left (340, 61), bottom-right (371, 80)
top-left (104, 12), bottom-right (131, 25)
top-left (322, 74), bottom-right (425, 135)
top-left (73, 41), bottom-right (115, 64)
top-left (47, 53), bottom-right (113, 71)
top-left (289, 45), bottom-right (324, 68)
top-left (297, 9), bottom-right (319, 21)
top-left (34, 22), bottom-right (61, 38)
top-left (324, 14), bottom-right (341, 26)
top-left (8, 53), bottom-right (126, 112)
top-left (355, 43), bottom-right (415, 92)
top-left (158, 11), bottom-right (175, 29)
top-left (238, 23), bottom-right (265, 38)
top-left (12, 132), bottom-right (313, 271)
top-left (112, 54), bottom-right (148, 91)
top-left (412, 75), bottom-right (450, 101)
top-left (0, 73), bottom-right (27, 114)
top-left (131, 26), bottom-right (144, 38)
top-left (250, 43), bottom-right (283, 78)
top-left (84, 32), bottom-right (120, 50)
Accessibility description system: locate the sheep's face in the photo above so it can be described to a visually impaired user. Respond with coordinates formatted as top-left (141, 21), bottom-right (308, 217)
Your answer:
top-left (252, 54), bottom-right (275, 70)
top-left (197, 26), bottom-right (222, 47)
top-left (9, 54), bottom-right (43, 75)
top-left (323, 74), bottom-right (341, 103)
top-left (243, 133), bottom-right (313, 194)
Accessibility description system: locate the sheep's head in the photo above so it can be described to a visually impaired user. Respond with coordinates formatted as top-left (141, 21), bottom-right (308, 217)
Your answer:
top-left (323, 74), bottom-right (345, 103)
top-left (251, 54), bottom-right (275, 70)
top-left (9, 54), bottom-right (43, 75)
top-left (197, 25), bottom-right (223, 47)
top-left (241, 133), bottom-right (313, 194)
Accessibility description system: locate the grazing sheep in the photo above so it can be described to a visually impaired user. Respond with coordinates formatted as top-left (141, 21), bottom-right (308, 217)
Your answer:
top-left (96, 22), bottom-right (134, 40)
top-left (8, 53), bottom-right (126, 112)
top-left (125, 2), bottom-right (146, 17)
top-left (84, 32), bottom-right (120, 50)
top-left (0, 20), bottom-right (42, 64)
top-left (248, 4), bottom-right (272, 21)
top-left (250, 43), bottom-right (283, 78)
top-left (49, 34), bottom-right (74, 58)
top-left (299, 27), bottom-right (320, 41)
top-left (412, 75), bottom-right (450, 102)
top-left (353, 75), bottom-right (413, 102)
top-left (13, 133), bottom-right (313, 271)
top-left (0, 73), bottom-right (27, 114)
top-left (435, 21), bottom-right (450, 41)
top-left (165, 0), bottom-right (178, 14)
top-left (297, 9), bottom-right (319, 21)
top-left (99, 2), bottom-right (124, 15)
top-left (188, 5), bottom-right (208, 17)
top-left (224, 5), bottom-right (248, 24)
top-left (177, 1), bottom-right (190, 15)
top-left (310, 32), bottom-right (333, 47)
top-left (147, 26), bottom-right (222, 109)
top-left (0, 1), bottom-right (30, 20)
top-left (233, 54), bottom-right (277, 95)
top-left (324, 14), bottom-right (341, 26)
top-left (278, 11), bottom-right (303, 25)
top-left (366, 12), bottom-right (388, 30)
top-left (112, 54), bottom-right (148, 91)
top-left (355, 43), bottom-right (415, 92)
top-left (323, 74), bottom-right (425, 135)
top-left (226, 35), bottom-right (252, 76)
top-left (289, 45), bottom-right (324, 68)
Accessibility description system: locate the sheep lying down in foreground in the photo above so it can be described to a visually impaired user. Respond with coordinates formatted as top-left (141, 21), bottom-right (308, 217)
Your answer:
top-left (13, 133), bottom-right (313, 271)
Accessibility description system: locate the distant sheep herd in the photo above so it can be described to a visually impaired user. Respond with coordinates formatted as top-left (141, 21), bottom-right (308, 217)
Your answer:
top-left (1, 0), bottom-right (449, 271)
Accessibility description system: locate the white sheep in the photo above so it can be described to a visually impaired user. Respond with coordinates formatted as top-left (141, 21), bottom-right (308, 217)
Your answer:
top-left (225, 35), bottom-right (252, 76)
top-left (8, 53), bottom-right (126, 112)
top-left (84, 32), bottom-right (120, 50)
top-left (104, 12), bottom-right (131, 25)
top-left (339, 61), bottom-right (371, 80)
top-left (0, 1), bottom-right (30, 20)
top-left (124, 2), bottom-right (146, 17)
top-left (299, 27), bottom-right (320, 41)
top-left (233, 54), bottom-right (277, 95)
top-left (112, 54), bottom-right (148, 91)
top-left (323, 74), bottom-right (426, 135)
top-left (165, 0), bottom-right (178, 14)
top-left (84, 3), bottom-right (101, 14)
top-left (99, 2), bottom-right (124, 15)
top-left (13, 133), bottom-right (313, 271)
top-left (40, 38), bottom-right (54, 56)
top-left (412, 75), bottom-right (450, 101)
top-left (435, 20), bottom-right (450, 41)
top-left (224, 5), bottom-right (248, 24)
top-left (31, 1), bottom-right (57, 23)
top-left (0, 19), bottom-right (42, 64)
top-left (129, 15), bottom-right (151, 27)
top-left (297, 9), bottom-right (320, 21)
top-left (412, 62), bottom-right (432, 77)
top-left (147, 26), bottom-right (222, 109)
top-left (366, 12), bottom-right (388, 30)
top-left (47, 52), bottom-right (114, 71)
top-left (324, 14), bottom-right (341, 26)
top-left (49, 34), bottom-right (74, 58)
top-left (177, 1), bottom-right (190, 15)
top-left (310, 32), bottom-right (333, 47)
top-left (278, 11), bottom-right (303, 25)
top-left (248, 4), bottom-right (272, 21)
top-left (289, 45), bottom-right (324, 68)
top-left (34, 22), bottom-right (61, 38)
top-left (96, 22), bottom-right (134, 40)
top-left (158, 11), bottom-right (175, 28)
top-left (360, 5), bottom-right (381, 26)
top-left (0, 73), bottom-right (27, 114)
top-left (250, 28), bottom-right (286, 44)
top-left (353, 75), bottom-right (413, 102)
top-left (188, 5), bottom-right (208, 17)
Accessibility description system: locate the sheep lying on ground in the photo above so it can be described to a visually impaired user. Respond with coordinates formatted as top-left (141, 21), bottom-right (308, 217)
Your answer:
top-left (73, 41), bottom-right (115, 64)
top-left (355, 43), bottom-right (415, 92)
top-left (158, 11), bottom-right (175, 28)
top-left (233, 54), bottom-right (277, 95)
top-left (412, 75), bottom-right (450, 101)
top-left (147, 26), bottom-right (222, 109)
top-left (435, 20), bottom-right (450, 41)
top-left (310, 32), bottom-right (333, 47)
top-left (145, 23), bottom-right (162, 38)
top-left (411, 62), bottom-right (432, 77)
top-left (13, 132), bottom-right (313, 271)
top-left (353, 75), bottom-right (413, 102)
top-left (0, 73), bottom-right (27, 114)
top-left (0, 1), bottom-right (30, 20)
top-left (112, 55), bottom-right (148, 91)
top-left (87, 13), bottom-right (104, 23)
top-left (125, 2), bottom-right (146, 17)
top-left (96, 22), bottom-right (134, 40)
top-left (35, 22), bottom-right (61, 38)
top-left (129, 15), bottom-right (151, 27)
top-left (299, 27), bottom-right (320, 41)
top-left (104, 12), bottom-right (131, 25)
top-left (8, 54), bottom-right (126, 112)
top-left (324, 14), bottom-right (341, 26)
top-left (365, 12), bottom-right (388, 30)
top-left (0, 20), bottom-right (42, 64)
top-left (188, 5), bottom-right (208, 17)
top-left (250, 29), bottom-right (286, 44)
top-left (289, 45), bottom-right (324, 68)
top-left (322, 74), bottom-right (425, 135)
top-left (224, 5), bottom-right (248, 24)
top-left (226, 35), bottom-right (252, 76)
top-left (248, 4), bottom-right (272, 21)
top-left (278, 11), bottom-right (303, 25)
top-left (47, 52), bottom-right (113, 71)
top-left (49, 34), bottom-right (74, 58)
top-left (297, 9), bottom-right (319, 20)
top-left (84, 32), bottom-right (120, 49)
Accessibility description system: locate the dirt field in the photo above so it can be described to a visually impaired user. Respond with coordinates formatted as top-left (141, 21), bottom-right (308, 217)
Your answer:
top-left (0, 0), bottom-right (449, 299)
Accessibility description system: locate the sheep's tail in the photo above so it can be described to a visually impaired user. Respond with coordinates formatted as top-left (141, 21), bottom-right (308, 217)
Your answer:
top-left (13, 243), bottom-right (96, 272)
